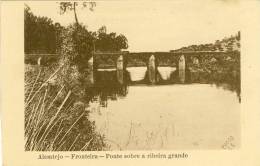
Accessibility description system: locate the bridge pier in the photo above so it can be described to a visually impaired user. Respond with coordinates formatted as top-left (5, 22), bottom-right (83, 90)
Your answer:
top-left (87, 56), bottom-right (94, 85)
top-left (148, 55), bottom-right (156, 84)
top-left (178, 55), bottom-right (185, 83)
top-left (116, 55), bottom-right (124, 84)
top-left (37, 57), bottom-right (42, 66)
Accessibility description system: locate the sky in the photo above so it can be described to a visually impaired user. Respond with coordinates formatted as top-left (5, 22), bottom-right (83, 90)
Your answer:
top-left (26, 0), bottom-right (240, 52)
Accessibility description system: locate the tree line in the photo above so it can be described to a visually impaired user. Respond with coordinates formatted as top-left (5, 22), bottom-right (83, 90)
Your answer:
top-left (171, 32), bottom-right (240, 52)
top-left (24, 5), bottom-right (128, 56)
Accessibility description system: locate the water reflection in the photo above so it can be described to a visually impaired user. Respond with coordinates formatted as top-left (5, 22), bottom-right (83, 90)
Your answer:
top-left (84, 67), bottom-right (240, 150)
top-left (157, 67), bottom-right (177, 80)
top-left (90, 67), bottom-right (240, 99)
top-left (127, 67), bottom-right (147, 81)
top-left (87, 84), bottom-right (240, 150)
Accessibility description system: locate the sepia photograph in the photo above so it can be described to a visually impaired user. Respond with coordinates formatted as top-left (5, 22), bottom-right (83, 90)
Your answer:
top-left (24, 0), bottom-right (241, 151)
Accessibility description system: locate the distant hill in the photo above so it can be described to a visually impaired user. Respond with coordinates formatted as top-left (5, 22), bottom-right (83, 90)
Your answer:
top-left (170, 32), bottom-right (240, 52)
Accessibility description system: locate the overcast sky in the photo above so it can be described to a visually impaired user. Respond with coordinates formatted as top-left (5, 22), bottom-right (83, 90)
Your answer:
top-left (26, 0), bottom-right (240, 52)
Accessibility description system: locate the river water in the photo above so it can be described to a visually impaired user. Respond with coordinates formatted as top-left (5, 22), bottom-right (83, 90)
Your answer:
top-left (88, 67), bottom-right (240, 150)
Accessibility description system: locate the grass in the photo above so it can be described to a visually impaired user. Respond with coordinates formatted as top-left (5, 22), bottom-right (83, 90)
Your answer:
top-left (25, 64), bottom-right (105, 151)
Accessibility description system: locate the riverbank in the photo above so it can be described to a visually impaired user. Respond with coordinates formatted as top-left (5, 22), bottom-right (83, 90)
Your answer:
top-left (25, 64), bottom-right (106, 151)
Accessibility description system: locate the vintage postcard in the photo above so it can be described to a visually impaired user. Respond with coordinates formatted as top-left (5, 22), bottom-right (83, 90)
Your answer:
top-left (1, 0), bottom-right (260, 165)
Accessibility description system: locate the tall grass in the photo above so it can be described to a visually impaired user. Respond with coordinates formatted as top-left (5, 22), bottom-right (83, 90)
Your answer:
top-left (25, 64), bottom-right (105, 151)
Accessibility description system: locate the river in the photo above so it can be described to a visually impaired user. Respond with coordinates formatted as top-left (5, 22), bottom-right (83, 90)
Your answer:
top-left (87, 67), bottom-right (240, 150)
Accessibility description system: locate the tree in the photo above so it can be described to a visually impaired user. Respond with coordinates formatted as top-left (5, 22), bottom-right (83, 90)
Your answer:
top-left (95, 26), bottom-right (128, 52)
top-left (59, 1), bottom-right (96, 25)
top-left (25, 5), bottom-right (61, 54)
top-left (58, 1), bottom-right (96, 74)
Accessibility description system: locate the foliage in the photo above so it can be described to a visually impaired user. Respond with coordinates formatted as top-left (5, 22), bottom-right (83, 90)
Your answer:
top-left (172, 32), bottom-right (240, 52)
top-left (95, 26), bottom-right (128, 52)
top-left (59, 1), bottom-right (96, 24)
top-left (24, 5), bottom-right (63, 54)
top-left (58, 24), bottom-right (128, 73)
top-left (25, 5), bottom-right (129, 67)
top-left (59, 23), bottom-right (95, 70)
top-left (187, 52), bottom-right (241, 99)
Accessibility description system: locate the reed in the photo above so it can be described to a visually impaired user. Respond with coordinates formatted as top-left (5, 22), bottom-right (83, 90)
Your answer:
top-left (25, 65), bottom-right (105, 151)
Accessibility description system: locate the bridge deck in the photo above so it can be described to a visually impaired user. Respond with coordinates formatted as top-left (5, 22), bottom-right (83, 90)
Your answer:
top-left (93, 51), bottom-right (238, 56)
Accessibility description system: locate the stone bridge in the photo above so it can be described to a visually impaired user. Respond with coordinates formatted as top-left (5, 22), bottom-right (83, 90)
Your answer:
top-left (25, 51), bottom-right (240, 84)
top-left (91, 51), bottom-right (240, 84)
